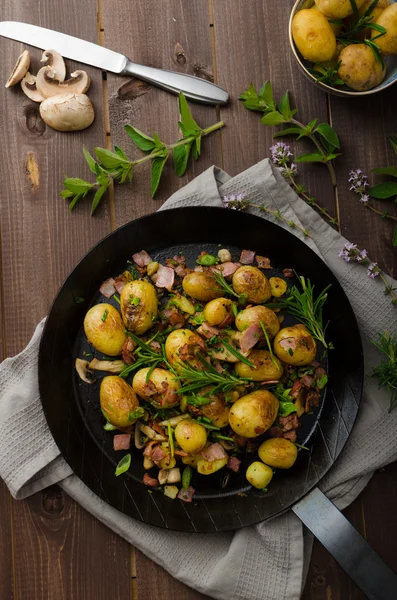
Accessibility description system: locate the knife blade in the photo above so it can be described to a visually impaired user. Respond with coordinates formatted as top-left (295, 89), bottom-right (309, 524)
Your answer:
top-left (0, 21), bottom-right (229, 104)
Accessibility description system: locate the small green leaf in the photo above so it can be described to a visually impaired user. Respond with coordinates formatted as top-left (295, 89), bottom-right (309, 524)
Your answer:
top-left (195, 135), bottom-right (202, 157)
top-left (273, 127), bottom-right (304, 138)
top-left (128, 407), bottom-right (145, 420)
top-left (369, 182), bottom-right (397, 199)
top-left (75, 297), bottom-right (85, 304)
top-left (317, 373), bottom-right (328, 389)
top-left (371, 167), bottom-right (397, 178)
top-left (63, 177), bottom-right (94, 194)
top-left (60, 189), bottom-right (74, 199)
top-left (151, 154), bottom-right (168, 196)
top-left (173, 142), bottom-right (191, 177)
top-left (114, 146), bottom-right (129, 160)
top-left (278, 91), bottom-right (291, 120)
top-left (239, 82), bottom-right (258, 101)
top-left (91, 186), bottom-right (108, 215)
top-left (104, 422), bottom-right (118, 431)
top-left (69, 193), bottom-right (82, 211)
top-left (95, 148), bottom-right (129, 169)
top-left (178, 92), bottom-right (200, 133)
top-left (115, 454), bottom-right (131, 476)
top-left (390, 136), bottom-right (397, 155)
top-left (393, 225), bottom-right (397, 247)
top-left (83, 146), bottom-right (98, 173)
top-left (260, 111), bottom-right (286, 126)
top-left (259, 81), bottom-right (274, 105)
top-left (306, 119), bottom-right (318, 133)
top-left (124, 125), bottom-right (156, 152)
top-left (278, 402), bottom-right (297, 417)
top-left (315, 123), bottom-right (340, 150)
top-left (295, 153), bottom-right (326, 163)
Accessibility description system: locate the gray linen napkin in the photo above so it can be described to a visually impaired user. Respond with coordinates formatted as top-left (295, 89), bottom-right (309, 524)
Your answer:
top-left (1, 158), bottom-right (397, 600)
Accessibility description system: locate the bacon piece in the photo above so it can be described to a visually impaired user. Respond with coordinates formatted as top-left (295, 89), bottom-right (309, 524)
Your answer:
top-left (239, 249), bottom-right (256, 265)
top-left (227, 456), bottom-right (241, 473)
top-left (177, 486), bottom-right (195, 502)
top-left (213, 360), bottom-right (224, 374)
top-left (99, 277), bottom-right (116, 298)
top-left (155, 264), bottom-right (175, 291)
top-left (255, 426), bottom-right (265, 435)
top-left (142, 380), bottom-right (158, 397)
top-left (256, 255), bottom-right (271, 269)
top-left (213, 262), bottom-right (240, 278)
top-left (161, 381), bottom-right (178, 406)
top-left (279, 414), bottom-right (299, 432)
top-left (279, 337), bottom-right (297, 351)
top-left (310, 360), bottom-right (321, 368)
top-left (302, 375), bottom-right (314, 388)
top-left (151, 445), bottom-right (166, 464)
top-left (162, 307), bottom-right (185, 329)
top-left (239, 323), bottom-right (262, 353)
top-left (114, 280), bottom-right (126, 294)
top-left (283, 430), bottom-right (297, 442)
top-left (283, 268), bottom-right (294, 279)
top-left (290, 380), bottom-right (302, 399)
top-left (143, 441), bottom-right (158, 457)
top-left (197, 322), bottom-right (220, 339)
top-left (121, 337), bottom-right (136, 365)
top-left (306, 389), bottom-right (321, 409)
top-left (231, 433), bottom-right (248, 447)
top-left (113, 434), bottom-right (131, 451)
top-left (174, 449), bottom-right (189, 457)
top-left (268, 426), bottom-right (284, 438)
top-left (143, 473), bottom-right (158, 487)
top-left (200, 443), bottom-right (228, 462)
top-left (175, 265), bottom-right (192, 277)
top-left (133, 250), bottom-right (152, 267)
top-left (260, 379), bottom-right (280, 385)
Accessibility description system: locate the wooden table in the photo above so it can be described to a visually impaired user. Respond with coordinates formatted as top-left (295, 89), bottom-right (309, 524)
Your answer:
top-left (1, 1), bottom-right (396, 599)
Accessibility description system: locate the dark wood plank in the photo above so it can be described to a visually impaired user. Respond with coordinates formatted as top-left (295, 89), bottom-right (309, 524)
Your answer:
top-left (0, 481), bottom-right (13, 600)
top-left (101, 0), bottom-right (220, 226)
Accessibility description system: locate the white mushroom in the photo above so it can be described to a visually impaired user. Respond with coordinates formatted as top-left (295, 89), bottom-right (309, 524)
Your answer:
top-left (5, 50), bottom-right (30, 88)
top-left (39, 93), bottom-right (95, 131)
top-left (75, 358), bottom-right (95, 384)
top-left (20, 73), bottom-right (46, 102)
top-left (36, 66), bottom-right (90, 98)
top-left (40, 49), bottom-right (66, 82)
top-left (88, 358), bottom-right (125, 373)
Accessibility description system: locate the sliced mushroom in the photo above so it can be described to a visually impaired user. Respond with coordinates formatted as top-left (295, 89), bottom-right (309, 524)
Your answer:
top-left (36, 66), bottom-right (91, 98)
top-left (40, 49), bottom-right (66, 82)
top-left (158, 468), bottom-right (181, 485)
top-left (135, 421), bottom-right (146, 449)
top-left (6, 50), bottom-right (30, 88)
top-left (75, 358), bottom-right (95, 384)
top-left (140, 424), bottom-right (167, 441)
top-left (89, 358), bottom-right (125, 373)
top-left (20, 73), bottom-right (46, 102)
top-left (143, 456), bottom-right (154, 470)
top-left (39, 93), bottom-right (95, 131)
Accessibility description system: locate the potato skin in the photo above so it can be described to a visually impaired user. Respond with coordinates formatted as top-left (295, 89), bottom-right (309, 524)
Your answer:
top-left (234, 349), bottom-right (283, 382)
top-left (203, 297), bottom-right (234, 327)
top-left (232, 266), bottom-right (272, 304)
top-left (314, 0), bottom-right (365, 19)
top-left (292, 8), bottom-right (336, 63)
top-left (165, 329), bottom-right (204, 371)
top-left (120, 280), bottom-right (158, 335)
top-left (269, 277), bottom-right (288, 298)
top-left (235, 305), bottom-right (280, 339)
top-left (228, 390), bottom-right (279, 438)
top-left (356, 0), bottom-right (387, 40)
top-left (84, 303), bottom-right (126, 356)
top-left (174, 420), bottom-right (207, 454)
top-left (311, 5), bottom-right (342, 35)
top-left (258, 438), bottom-right (298, 469)
top-left (373, 3), bottom-right (397, 56)
top-left (182, 271), bottom-right (223, 302)
top-left (197, 456), bottom-right (228, 475)
top-left (338, 44), bottom-right (386, 91)
top-left (274, 324), bottom-right (316, 366)
top-left (192, 386), bottom-right (230, 428)
top-left (132, 367), bottom-right (180, 408)
top-left (100, 376), bottom-right (140, 428)
top-left (246, 461), bottom-right (273, 489)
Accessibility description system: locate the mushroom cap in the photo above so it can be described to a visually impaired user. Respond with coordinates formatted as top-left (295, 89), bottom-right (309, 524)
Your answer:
top-left (5, 50), bottom-right (30, 88)
top-left (20, 72), bottom-right (46, 102)
top-left (36, 66), bottom-right (91, 98)
top-left (39, 93), bottom-right (95, 131)
top-left (40, 49), bottom-right (66, 82)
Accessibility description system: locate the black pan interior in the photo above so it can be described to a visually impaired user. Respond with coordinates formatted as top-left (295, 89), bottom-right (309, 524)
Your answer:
top-left (39, 207), bottom-right (363, 532)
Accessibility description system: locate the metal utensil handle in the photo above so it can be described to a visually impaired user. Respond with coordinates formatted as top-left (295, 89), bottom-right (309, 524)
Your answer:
top-left (122, 60), bottom-right (229, 105)
top-left (292, 487), bottom-right (397, 600)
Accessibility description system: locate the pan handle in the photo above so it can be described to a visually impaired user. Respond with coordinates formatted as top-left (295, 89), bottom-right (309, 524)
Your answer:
top-left (292, 486), bottom-right (397, 600)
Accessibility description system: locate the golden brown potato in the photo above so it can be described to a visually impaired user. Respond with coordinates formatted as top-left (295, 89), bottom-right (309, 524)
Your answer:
top-left (373, 3), bottom-right (397, 55)
top-left (165, 329), bottom-right (205, 372)
top-left (314, 0), bottom-right (366, 19)
top-left (258, 438), bottom-right (298, 469)
top-left (232, 266), bottom-right (272, 304)
top-left (132, 367), bottom-right (180, 408)
top-left (197, 456), bottom-right (228, 475)
top-left (235, 305), bottom-right (280, 339)
top-left (274, 324), bottom-right (316, 366)
top-left (100, 376), bottom-right (140, 428)
top-left (292, 8), bottom-right (336, 63)
top-left (120, 280), bottom-right (158, 335)
top-left (174, 420), bottom-right (207, 454)
top-left (338, 44), bottom-right (386, 91)
top-left (234, 349), bottom-right (283, 381)
top-left (203, 297), bottom-right (234, 327)
top-left (182, 271), bottom-right (223, 302)
top-left (228, 390), bottom-right (279, 438)
top-left (269, 277), bottom-right (288, 298)
top-left (84, 303), bottom-right (127, 356)
top-left (246, 461), bottom-right (273, 489)
top-left (192, 386), bottom-right (230, 428)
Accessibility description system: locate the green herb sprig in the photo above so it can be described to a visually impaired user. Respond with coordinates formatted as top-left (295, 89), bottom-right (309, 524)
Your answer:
top-left (370, 136), bottom-right (397, 247)
top-left (213, 271), bottom-right (248, 305)
top-left (336, 0), bottom-right (386, 65)
top-left (119, 332), bottom-right (165, 378)
top-left (175, 353), bottom-right (253, 395)
top-left (307, 60), bottom-right (344, 88)
top-left (371, 331), bottom-right (397, 412)
top-left (61, 92), bottom-right (225, 214)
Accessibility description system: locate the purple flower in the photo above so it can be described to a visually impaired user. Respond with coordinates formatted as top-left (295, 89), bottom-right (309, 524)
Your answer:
top-left (367, 262), bottom-right (381, 279)
top-left (348, 169), bottom-right (369, 195)
top-left (356, 249), bottom-right (368, 263)
top-left (270, 142), bottom-right (293, 166)
top-left (221, 193), bottom-right (248, 210)
top-left (359, 194), bottom-right (369, 205)
top-left (338, 242), bottom-right (361, 263)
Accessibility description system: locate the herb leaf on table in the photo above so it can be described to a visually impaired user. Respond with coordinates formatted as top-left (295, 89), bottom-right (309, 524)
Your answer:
top-left (371, 332), bottom-right (397, 412)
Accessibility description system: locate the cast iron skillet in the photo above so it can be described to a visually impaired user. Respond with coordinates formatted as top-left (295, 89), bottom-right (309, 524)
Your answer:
top-left (38, 207), bottom-right (397, 599)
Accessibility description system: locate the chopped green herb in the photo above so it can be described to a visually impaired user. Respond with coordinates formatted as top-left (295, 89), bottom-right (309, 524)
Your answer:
top-left (196, 254), bottom-right (219, 266)
top-left (295, 443), bottom-right (309, 451)
top-left (115, 454), bottom-right (131, 476)
top-left (113, 294), bottom-right (121, 305)
top-left (317, 373), bottom-right (328, 389)
top-left (187, 395), bottom-right (212, 407)
top-left (104, 422), bottom-right (118, 431)
top-left (278, 401), bottom-right (297, 417)
top-left (288, 348), bottom-right (294, 356)
top-left (182, 466), bottom-right (192, 490)
top-left (75, 296), bottom-right (85, 304)
top-left (128, 407), bottom-right (145, 420)
top-left (167, 420), bottom-right (174, 458)
top-left (232, 303), bottom-right (238, 318)
top-left (102, 309), bottom-right (109, 322)
top-left (129, 295), bottom-right (141, 306)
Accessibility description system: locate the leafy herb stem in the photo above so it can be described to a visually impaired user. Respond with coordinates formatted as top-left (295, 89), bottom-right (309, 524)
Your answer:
top-left (371, 331), bottom-right (397, 412)
top-left (290, 118), bottom-right (337, 187)
top-left (284, 170), bottom-right (337, 225)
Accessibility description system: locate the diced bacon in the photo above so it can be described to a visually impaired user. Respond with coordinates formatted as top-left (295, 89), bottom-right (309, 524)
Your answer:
top-left (99, 277), bottom-right (116, 298)
top-left (290, 380), bottom-right (302, 399)
top-left (213, 262), bottom-right (240, 278)
top-left (194, 265), bottom-right (204, 272)
top-left (173, 255), bottom-right (185, 264)
top-left (174, 449), bottom-right (189, 457)
top-left (302, 375), bottom-right (314, 388)
top-left (213, 360), bottom-right (224, 373)
top-left (307, 389), bottom-right (321, 409)
top-left (231, 433), bottom-right (248, 447)
top-left (121, 337), bottom-right (136, 365)
top-left (149, 340), bottom-right (161, 352)
top-left (155, 264), bottom-right (175, 291)
top-left (200, 443), bottom-right (227, 462)
top-left (268, 427), bottom-right (284, 438)
top-left (133, 250), bottom-right (152, 267)
top-left (150, 420), bottom-right (165, 435)
top-left (161, 381), bottom-right (178, 406)
top-left (114, 279), bottom-right (126, 294)
top-left (255, 426), bottom-right (266, 434)
top-left (177, 486), bottom-right (195, 502)
top-left (227, 456), bottom-right (241, 473)
top-left (239, 249), bottom-right (256, 265)
top-left (197, 322), bottom-right (220, 339)
top-left (279, 337), bottom-right (298, 351)
top-left (175, 265), bottom-right (192, 278)
top-left (143, 473), bottom-right (158, 487)
top-left (142, 380), bottom-right (157, 397)
top-left (283, 268), bottom-right (294, 279)
top-left (310, 360), bottom-right (321, 368)
top-left (283, 430), bottom-right (297, 442)
top-left (239, 323), bottom-right (262, 353)
top-left (113, 434), bottom-right (131, 451)
top-left (256, 255), bottom-right (271, 269)
top-left (260, 379), bottom-right (280, 385)
top-left (143, 441), bottom-right (158, 457)
top-left (162, 308), bottom-right (185, 329)
top-left (279, 414), bottom-right (299, 432)
top-left (151, 445), bottom-right (166, 464)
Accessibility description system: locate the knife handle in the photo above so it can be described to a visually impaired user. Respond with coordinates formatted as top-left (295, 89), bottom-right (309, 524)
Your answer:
top-left (122, 60), bottom-right (229, 105)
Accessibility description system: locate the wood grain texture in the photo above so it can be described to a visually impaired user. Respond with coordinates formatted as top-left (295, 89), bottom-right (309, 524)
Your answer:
top-left (101, 0), bottom-right (220, 226)
top-left (0, 481), bottom-right (13, 600)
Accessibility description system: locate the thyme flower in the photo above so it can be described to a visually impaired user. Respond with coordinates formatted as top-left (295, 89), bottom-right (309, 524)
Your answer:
top-left (360, 194), bottom-right (370, 205)
top-left (349, 169), bottom-right (369, 195)
top-left (220, 194), bottom-right (248, 210)
top-left (367, 262), bottom-right (381, 279)
top-left (270, 142), bottom-right (293, 165)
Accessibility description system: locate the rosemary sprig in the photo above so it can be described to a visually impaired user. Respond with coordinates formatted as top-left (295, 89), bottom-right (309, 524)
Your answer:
top-left (220, 338), bottom-right (255, 367)
top-left (336, 0), bottom-right (386, 65)
top-left (371, 331), bottom-right (397, 412)
top-left (119, 332), bottom-right (164, 378)
top-left (175, 353), bottom-right (252, 395)
top-left (212, 271), bottom-right (248, 305)
top-left (259, 322), bottom-right (279, 369)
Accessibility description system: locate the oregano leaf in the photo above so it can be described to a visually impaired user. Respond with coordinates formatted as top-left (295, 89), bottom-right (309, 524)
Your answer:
top-left (95, 148), bottom-right (129, 169)
top-left (278, 91), bottom-right (294, 120)
top-left (91, 185), bottom-right (108, 215)
top-left (178, 91), bottom-right (200, 134)
top-left (63, 178), bottom-right (94, 193)
top-left (260, 111), bottom-right (286, 126)
top-left (295, 153), bottom-right (326, 163)
top-left (83, 146), bottom-right (97, 174)
top-left (315, 123), bottom-right (340, 150)
top-left (393, 225), bottom-right (397, 247)
top-left (273, 127), bottom-right (305, 138)
top-left (259, 80), bottom-right (274, 106)
top-left (371, 167), bottom-right (397, 178)
top-left (173, 142), bottom-right (191, 177)
top-left (124, 125), bottom-right (156, 152)
top-left (369, 182), bottom-right (397, 199)
top-left (114, 146), bottom-right (129, 160)
top-left (151, 154), bottom-right (168, 196)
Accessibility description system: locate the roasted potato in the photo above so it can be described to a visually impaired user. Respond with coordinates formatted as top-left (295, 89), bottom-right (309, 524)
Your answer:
top-left (246, 461), bottom-right (273, 489)
top-left (269, 277), bottom-right (288, 298)
top-left (197, 456), bottom-right (228, 475)
top-left (373, 3), bottom-right (397, 55)
top-left (274, 324), bottom-right (316, 366)
top-left (174, 420), bottom-right (207, 454)
top-left (234, 349), bottom-right (283, 381)
top-left (314, 0), bottom-right (366, 19)
top-left (235, 305), bottom-right (280, 339)
top-left (338, 43), bottom-right (386, 91)
top-left (182, 271), bottom-right (223, 302)
top-left (100, 376), bottom-right (140, 428)
top-left (84, 303), bottom-right (126, 356)
top-left (258, 438), bottom-right (298, 469)
top-left (120, 280), bottom-right (158, 335)
top-left (132, 367), bottom-right (180, 408)
top-left (292, 8), bottom-right (336, 63)
top-left (192, 386), bottom-right (230, 428)
top-left (165, 328), bottom-right (205, 371)
top-left (228, 390), bottom-right (279, 438)
top-left (203, 297), bottom-right (234, 327)
top-left (232, 266), bottom-right (272, 304)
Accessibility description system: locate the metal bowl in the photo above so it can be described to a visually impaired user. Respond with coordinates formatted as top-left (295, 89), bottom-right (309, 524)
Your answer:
top-left (289, 0), bottom-right (397, 96)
